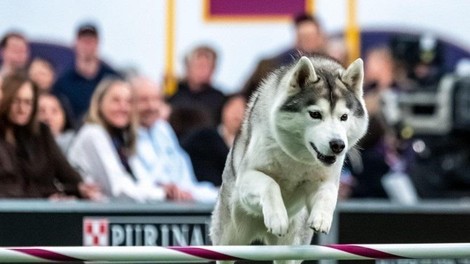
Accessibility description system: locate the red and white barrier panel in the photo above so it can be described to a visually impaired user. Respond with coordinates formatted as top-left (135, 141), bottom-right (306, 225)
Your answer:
top-left (2, 243), bottom-right (470, 262)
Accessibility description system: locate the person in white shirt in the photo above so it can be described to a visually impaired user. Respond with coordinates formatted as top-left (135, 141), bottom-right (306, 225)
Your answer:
top-left (68, 77), bottom-right (165, 202)
top-left (131, 77), bottom-right (219, 203)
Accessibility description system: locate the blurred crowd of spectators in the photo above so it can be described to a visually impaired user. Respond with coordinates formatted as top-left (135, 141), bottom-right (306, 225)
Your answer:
top-left (0, 12), bottom-right (464, 203)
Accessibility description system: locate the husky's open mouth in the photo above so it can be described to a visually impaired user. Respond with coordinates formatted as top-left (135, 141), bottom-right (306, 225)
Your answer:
top-left (310, 143), bottom-right (336, 165)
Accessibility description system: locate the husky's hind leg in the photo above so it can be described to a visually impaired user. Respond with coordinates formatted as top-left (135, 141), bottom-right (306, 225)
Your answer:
top-left (213, 222), bottom-right (254, 264)
top-left (266, 233), bottom-right (312, 264)
top-left (266, 211), bottom-right (314, 264)
top-left (212, 222), bottom-right (237, 264)
top-left (267, 231), bottom-right (314, 264)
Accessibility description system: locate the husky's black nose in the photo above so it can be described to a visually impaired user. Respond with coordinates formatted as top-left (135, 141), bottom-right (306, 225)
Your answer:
top-left (329, 139), bottom-right (345, 154)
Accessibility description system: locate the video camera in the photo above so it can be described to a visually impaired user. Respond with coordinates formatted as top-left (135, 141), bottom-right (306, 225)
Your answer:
top-left (394, 75), bottom-right (470, 199)
top-left (398, 74), bottom-right (470, 135)
top-left (386, 33), bottom-right (470, 198)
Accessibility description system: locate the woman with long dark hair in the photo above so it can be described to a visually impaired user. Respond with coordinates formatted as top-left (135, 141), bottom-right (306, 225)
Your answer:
top-left (0, 73), bottom-right (101, 199)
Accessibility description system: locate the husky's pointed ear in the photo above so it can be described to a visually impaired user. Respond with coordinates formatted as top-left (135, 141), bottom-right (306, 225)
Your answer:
top-left (341, 58), bottom-right (364, 97)
top-left (290, 56), bottom-right (318, 91)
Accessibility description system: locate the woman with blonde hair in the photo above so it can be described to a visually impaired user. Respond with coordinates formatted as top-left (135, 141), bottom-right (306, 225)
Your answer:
top-left (68, 77), bottom-right (165, 202)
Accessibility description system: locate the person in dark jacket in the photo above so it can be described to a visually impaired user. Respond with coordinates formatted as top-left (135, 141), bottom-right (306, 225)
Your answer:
top-left (241, 13), bottom-right (326, 99)
top-left (167, 45), bottom-right (225, 140)
top-left (52, 23), bottom-right (120, 125)
top-left (0, 72), bottom-right (102, 199)
top-left (181, 94), bottom-right (246, 186)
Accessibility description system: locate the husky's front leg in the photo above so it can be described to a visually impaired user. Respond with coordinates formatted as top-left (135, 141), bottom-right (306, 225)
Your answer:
top-left (306, 178), bottom-right (339, 234)
top-left (237, 170), bottom-right (289, 236)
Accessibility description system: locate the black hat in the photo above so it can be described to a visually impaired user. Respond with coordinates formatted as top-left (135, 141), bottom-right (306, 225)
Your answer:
top-left (77, 23), bottom-right (98, 37)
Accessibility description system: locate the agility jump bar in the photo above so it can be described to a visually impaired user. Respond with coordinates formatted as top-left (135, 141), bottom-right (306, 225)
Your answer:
top-left (2, 243), bottom-right (470, 262)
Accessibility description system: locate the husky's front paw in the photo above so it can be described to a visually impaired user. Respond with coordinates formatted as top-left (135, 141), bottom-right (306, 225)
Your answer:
top-left (308, 210), bottom-right (333, 234)
top-left (263, 207), bottom-right (289, 236)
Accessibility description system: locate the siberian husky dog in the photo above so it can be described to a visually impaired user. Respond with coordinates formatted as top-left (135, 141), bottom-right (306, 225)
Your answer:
top-left (210, 55), bottom-right (368, 264)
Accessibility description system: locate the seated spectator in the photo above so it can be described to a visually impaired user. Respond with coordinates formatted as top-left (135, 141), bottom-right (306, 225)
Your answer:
top-left (181, 94), bottom-right (246, 187)
top-left (0, 31), bottom-right (30, 77)
top-left (347, 46), bottom-right (404, 199)
top-left (28, 57), bottom-right (56, 94)
top-left (38, 93), bottom-right (75, 152)
top-left (364, 46), bottom-right (397, 92)
top-left (241, 13), bottom-right (326, 99)
top-left (131, 77), bottom-right (219, 202)
top-left (68, 77), bottom-right (166, 202)
top-left (52, 23), bottom-right (120, 125)
top-left (325, 36), bottom-right (349, 67)
top-left (0, 73), bottom-right (101, 199)
top-left (167, 45), bottom-right (226, 140)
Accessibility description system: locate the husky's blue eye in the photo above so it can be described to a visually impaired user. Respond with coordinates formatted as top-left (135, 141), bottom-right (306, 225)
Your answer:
top-left (340, 114), bottom-right (348, 121)
top-left (309, 111), bottom-right (322, 119)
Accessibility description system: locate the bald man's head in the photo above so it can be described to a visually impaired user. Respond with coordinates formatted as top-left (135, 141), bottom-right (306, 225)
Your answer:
top-left (131, 77), bottom-right (164, 128)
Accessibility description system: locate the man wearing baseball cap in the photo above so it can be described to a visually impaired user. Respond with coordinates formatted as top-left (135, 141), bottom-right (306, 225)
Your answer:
top-left (77, 23), bottom-right (98, 37)
top-left (53, 22), bottom-right (121, 125)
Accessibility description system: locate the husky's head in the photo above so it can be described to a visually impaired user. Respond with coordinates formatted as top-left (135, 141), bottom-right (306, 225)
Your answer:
top-left (271, 56), bottom-right (368, 166)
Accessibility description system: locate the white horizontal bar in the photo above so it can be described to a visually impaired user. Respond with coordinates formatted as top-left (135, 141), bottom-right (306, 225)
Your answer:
top-left (1, 243), bottom-right (469, 262)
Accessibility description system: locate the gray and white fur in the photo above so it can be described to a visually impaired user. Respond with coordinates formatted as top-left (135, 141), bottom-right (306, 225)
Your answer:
top-left (210, 56), bottom-right (369, 264)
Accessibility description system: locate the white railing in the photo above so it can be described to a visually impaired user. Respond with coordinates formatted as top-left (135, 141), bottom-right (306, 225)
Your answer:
top-left (1, 243), bottom-right (470, 262)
